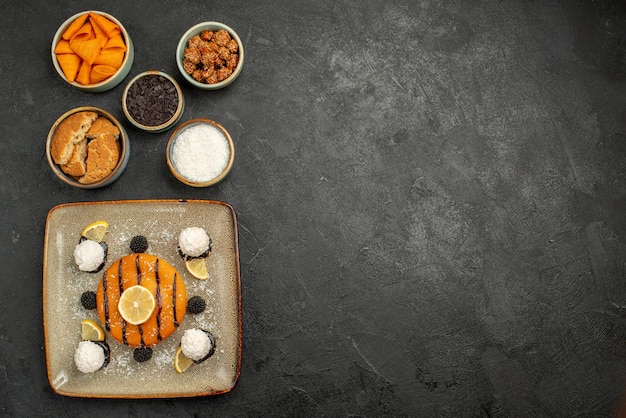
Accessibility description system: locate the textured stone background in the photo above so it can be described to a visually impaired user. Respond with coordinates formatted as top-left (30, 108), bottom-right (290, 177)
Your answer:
top-left (1, 0), bottom-right (625, 416)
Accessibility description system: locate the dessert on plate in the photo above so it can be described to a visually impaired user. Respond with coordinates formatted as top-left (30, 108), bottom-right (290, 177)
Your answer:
top-left (178, 226), bottom-right (212, 260)
top-left (95, 252), bottom-right (188, 349)
top-left (74, 225), bottom-right (213, 370)
top-left (74, 340), bottom-right (110, 373)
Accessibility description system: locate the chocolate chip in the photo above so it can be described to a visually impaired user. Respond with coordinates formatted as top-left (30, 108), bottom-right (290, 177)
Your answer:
top-left (125, 74), bottom-right (179, 127)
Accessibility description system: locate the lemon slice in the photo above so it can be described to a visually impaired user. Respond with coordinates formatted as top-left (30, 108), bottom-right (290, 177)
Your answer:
top-left (174, 345), bottom-right (194, 374)
top-left (81, 319), bottom-right (105, 341)
top-left (185, 258), bottom-right (208, 280)
top-left (118, 285), bottom-right (156, 325)
top-left (81, 220), bottom-right (109, 242)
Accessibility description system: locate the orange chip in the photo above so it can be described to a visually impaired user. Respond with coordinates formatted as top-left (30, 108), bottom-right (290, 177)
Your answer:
top-left (57, 12), bottom-right (127, 85)
top-left (103, 34), bottom-right (126, 52)
top-left (90, 65), bottom-right (117, 83)
top-left (76, 60), bottom-right (92, 85)
top-left (56, 53), bottom-right (82, 82)
top-left (91, 17), bottom-right (109, 49)
top-left (70, 38), bottom-right (101, 65)
top-left (94, 50), bottom-right (124, 68)
top-left (54, 39), bottom-right (73, 54)
top-left (89, 12), bottom-right (120, 38)
top-left (70, 21), bottom-right (94, 44)
top-left (61, 13), bottom-right (89, 41)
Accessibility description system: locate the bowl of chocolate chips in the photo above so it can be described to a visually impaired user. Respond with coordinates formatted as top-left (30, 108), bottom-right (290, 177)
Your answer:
top-left (122, 70), bottom-right (184, 133)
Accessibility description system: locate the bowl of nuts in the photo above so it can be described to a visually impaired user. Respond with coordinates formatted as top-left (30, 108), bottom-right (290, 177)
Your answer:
top-left (176, 21), bottom-right (244, 90)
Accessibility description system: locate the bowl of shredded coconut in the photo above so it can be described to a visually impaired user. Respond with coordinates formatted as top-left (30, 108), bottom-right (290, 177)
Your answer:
top-left (166, 118), bottom-right (235, 187)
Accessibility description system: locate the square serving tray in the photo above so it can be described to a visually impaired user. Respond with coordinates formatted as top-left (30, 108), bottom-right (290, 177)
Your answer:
top-left (43, 200), bottom-right (241, 398)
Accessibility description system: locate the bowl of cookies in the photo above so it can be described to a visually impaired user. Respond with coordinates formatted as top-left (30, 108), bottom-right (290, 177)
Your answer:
top-left (176, 22), bottom-right (244, 90)
top-left (46, 106), bottom-right (130, 188)
top-left (51, 11), bottom-right (134, 92)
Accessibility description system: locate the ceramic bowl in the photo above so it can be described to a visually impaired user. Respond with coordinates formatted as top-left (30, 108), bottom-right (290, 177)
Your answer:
top-left (166, 118), bottom-right (235, 187)
top-left (121, 70), bottom-right (184, 133)
top-left (51, 11), bottom-right (134, 92)
top-left (46, 106), bottom-right (130, 188)
top-left (176, 22), bottom-right (244, 90)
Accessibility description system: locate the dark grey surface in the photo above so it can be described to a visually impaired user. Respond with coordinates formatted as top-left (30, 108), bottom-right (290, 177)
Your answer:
top-left (1, 0), bottom-right (625, 416)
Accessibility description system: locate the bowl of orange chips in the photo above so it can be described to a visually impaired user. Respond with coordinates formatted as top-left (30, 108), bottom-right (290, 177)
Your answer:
top-left (51, 11), bottom-right (134, 92)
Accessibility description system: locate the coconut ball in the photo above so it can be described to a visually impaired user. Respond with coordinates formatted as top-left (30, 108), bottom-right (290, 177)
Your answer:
top-left (178, 227), bottom-right (211, 258)
top-left (74, 239), bottom-right (105, 272)
top-left (181, 328), bottom-right (212, 361)
top-left (74, 341), bottom-right (105, 373)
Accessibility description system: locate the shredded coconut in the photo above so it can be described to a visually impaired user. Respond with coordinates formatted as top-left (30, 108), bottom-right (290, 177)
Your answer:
top-left (181, 328), bottom-right (212, 361)
top-left (178, 227), bottom-right (211, 257)
top-left (73, 239), bottom-right (105, 272)
top-left (74, 341), bottom-right (105, 373)
top-left (171, 123), bottom-right (230, 183)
